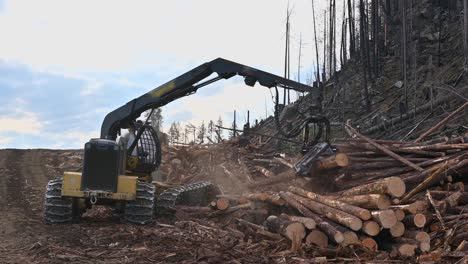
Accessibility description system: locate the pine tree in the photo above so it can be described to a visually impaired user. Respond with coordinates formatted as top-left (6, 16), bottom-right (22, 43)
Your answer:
top-left (168, 122), bottom-right (179, 143)
top-left (197, 121), bottom-right (206, 143)
top-left (184, 126), bottom-right (190, 143)
top-left (207, 120), bottom-right (215, 142)
top-left (145, 108), bottom-right (163, 133)
top-left (216, 116), bottom-right (223, 142)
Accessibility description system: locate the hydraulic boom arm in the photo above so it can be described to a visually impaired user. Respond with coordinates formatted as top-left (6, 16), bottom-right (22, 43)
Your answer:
top-left (101, 58), bottom-right (320, 140)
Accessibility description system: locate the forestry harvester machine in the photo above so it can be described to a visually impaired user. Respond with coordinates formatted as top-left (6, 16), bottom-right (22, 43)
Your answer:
top-left (44, 58), bottom-right (329, 225)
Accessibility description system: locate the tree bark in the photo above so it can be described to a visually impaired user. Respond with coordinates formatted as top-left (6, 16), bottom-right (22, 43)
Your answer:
top-left (265, 215), bottom-right (306, 251)
top-left (402, 213), bottom-right (427, 228)
top-left (280, 213), bottom-right (316, 230)
top-left (243, 192), bottom-right (285, 206)
top-left (339, 176), bottom-right (406, 198)
top-left (288, 192), bottom-right (363, 231)
top-left (315, 153), bottom-right (349, 171)
top-left (403, 230), bottom-right (430, 243)
top-left (335, 194), bottom-right (391, 210)
top-left (289, 186), bottom-right (371, 220)
top-left (279, 192), bottom-right (345, 243)
top-left (464, 0), bottom-right (468, 72)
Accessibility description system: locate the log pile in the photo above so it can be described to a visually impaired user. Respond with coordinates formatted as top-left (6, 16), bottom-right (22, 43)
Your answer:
top-left (174, 131), bottom-right (467, 260)
top-left (166, 116), bottom-right (467, 261)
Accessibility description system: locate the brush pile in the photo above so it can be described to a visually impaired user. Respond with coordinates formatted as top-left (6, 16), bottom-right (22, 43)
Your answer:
top-left (173, 123), bottom-right (468, 261)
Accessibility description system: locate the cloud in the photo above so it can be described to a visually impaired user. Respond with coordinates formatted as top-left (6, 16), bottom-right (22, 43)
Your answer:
top-left (0, 0), bottom-right (339, 149)
top-left (0, 110), bottom-right (43, 135)
top-left (0, 136), bottom-right (13, 146)
top-left (81, 80), bottom-right (104, 95)
top-left (0, 0), bottom-right (333, 75)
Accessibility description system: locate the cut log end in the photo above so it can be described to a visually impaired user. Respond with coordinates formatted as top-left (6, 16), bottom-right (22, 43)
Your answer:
top-left (386, 177), bottom-right (406, 198)
top-left (216, 198), bottom-right (230, 210)
top-left (305, 230), bottom-right (329, 248)
top-left (394, 209), bottom-right (405, 221)
top-left (349, 218), bottom-right (363, 231)
top-left (361, 237), bottom-right (378, 252)
top-left (340, 231), bottom-right (359, 247)
top-left (372, 210), bottom-right (397, 229)
top-left (413, 213), bottom-right (427, 228)
top-left (284, 222), bottom-right (307, 244)
top-left (395, 244), bottom-right (417, 257)
top-left (389, 221), bottom-right (405, 237)
top-left (404, 231), bottom-right (430, 243)
top-left (334, 232), bottom-right (345, 244)
top-left (420, 242), bottom-right (431, 253)
top-left (362, 221), bottom-right (380, 236)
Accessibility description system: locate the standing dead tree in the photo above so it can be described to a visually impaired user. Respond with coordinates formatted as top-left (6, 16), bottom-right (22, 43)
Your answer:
top-left (284, 4), bottom-right (292, 105)
top-left (401, 0), bottom-right (408, 109)
top-left (347, 0), bottom-right (356, 59)
top-left (464, 0), bottom-right (468, 73)
top-left (359, 0), bottom-right (371, 111)
top-left (311, 0), bottom-right (321, 84)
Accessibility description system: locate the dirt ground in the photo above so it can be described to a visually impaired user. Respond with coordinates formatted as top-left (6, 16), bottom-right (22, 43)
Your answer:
top-left (0, 149), bottom-right (296, 264)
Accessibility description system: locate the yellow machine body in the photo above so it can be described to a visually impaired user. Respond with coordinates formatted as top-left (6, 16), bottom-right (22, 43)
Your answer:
top-left (61, 172), bottom-right (138, 200)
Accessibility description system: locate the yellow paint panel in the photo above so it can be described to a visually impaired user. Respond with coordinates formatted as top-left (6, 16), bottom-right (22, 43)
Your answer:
top-left (61, 172), bottom-right (138, 201)
top-left (149, 81), bottom-right (176, 97)
top-left (117, 176), bottom-right (137, 194)
top-left (63, 172), bottom-right (82, 190)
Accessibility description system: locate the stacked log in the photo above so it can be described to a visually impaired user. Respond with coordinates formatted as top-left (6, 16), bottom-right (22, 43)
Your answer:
top-left (170, 128), bottom-right (467, 259)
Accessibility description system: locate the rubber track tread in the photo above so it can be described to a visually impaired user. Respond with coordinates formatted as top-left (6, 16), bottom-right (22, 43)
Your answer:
top-left (156, 181), bottom-right (221, 213)
top-left (124, 182), bottom-right (155, 225)
top-left (44, 179), bottom-right (74, 224)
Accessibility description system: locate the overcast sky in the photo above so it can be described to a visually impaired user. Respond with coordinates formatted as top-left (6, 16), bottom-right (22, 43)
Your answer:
top-left (0, 0), bottom-right (339, 149)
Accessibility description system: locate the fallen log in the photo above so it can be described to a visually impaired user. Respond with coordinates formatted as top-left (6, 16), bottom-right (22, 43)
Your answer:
top-left (211, 198), bottom-right (230, 210)
top-left (339, 177), bottom-right (406, 198)
top-left (391, 200), bottom-right (429, 215)
top-left (288, 192), bottom-right (363, 231)
top-left (389, 221), bottom-right (405, 237)
top-left (315, 153), bottom-right (349, 171)
top-left (400, 158), bottom-right (462, 203)
top-left (274, 157), bottom-right (294, 169)
top-left (305, 230), bottom-right (329, 248)
top-left (236, 218), bottom-right (281, 241)
top-left (360, 237), bottom-right (378, 252)
top-left (345, 124), bottom-right (424, 172)
top-left (414, 101), bottom-right (468, 142)
top-left (455, 240), bottom-right (468, 251)
top-left (429, 191), bottom-right (468, 205)
top-left (371, 210), bottom-right (397, 228)
top-left (389, 243), bottom-right (417, 258)
top-left (254, 166), bottom-right (275, 178)
top-left (361, 89), bottom-right (468, 135)
top-left (394, 209), bottom-right (405, 221)
top-left (327, 221), bottom-right (359, 247)
top-left (335, 194), bottom-right (391, 210)
top-left (289, 186), bottom-right (371, 220)
top-left (402, 213), bottom-right (427, 228)
top-left (279, 192), bottom-right (344, 243)
top-left (265, 215), bottom-right (306, 251)
top-left (279, 213), bottom-right (316, 230)
top-left (393, 237), bottom-right (430, 252)
top-left (176, 206), bottom-right (213, 213)
top-left (242, 192), bottom-right (285, 206)
top-left (404, 230), bottom-right (430, 243)
top-left (208, 202), bottom-right (252, 218)
top-left (362, 221), bottom-right (381, 236)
